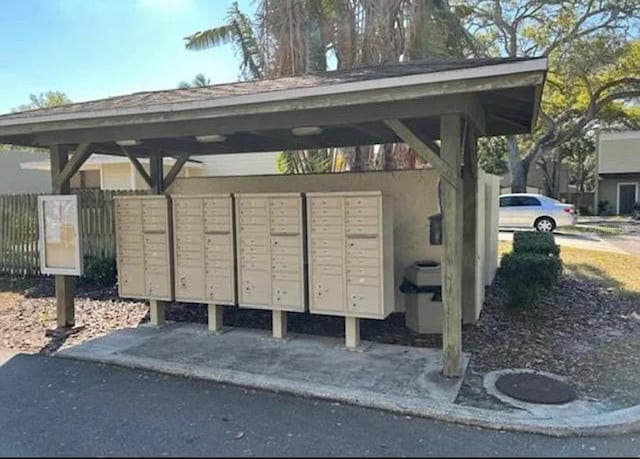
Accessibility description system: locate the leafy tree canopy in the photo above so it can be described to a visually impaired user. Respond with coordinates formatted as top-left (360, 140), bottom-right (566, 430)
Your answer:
top-left (14, 91), bottom-right (71, 112)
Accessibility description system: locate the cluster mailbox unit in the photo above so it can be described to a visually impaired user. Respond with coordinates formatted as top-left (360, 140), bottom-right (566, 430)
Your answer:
top-left (114, 196), bottom-right (173, 302)
top-left (234, 193), bottom-right (307, 338)
top-left (306, 191), bottom-right (394, 346)
top-left (114, 190), bottom-right (394, 347)
top-left (172, 194), bottom-right (236, 332)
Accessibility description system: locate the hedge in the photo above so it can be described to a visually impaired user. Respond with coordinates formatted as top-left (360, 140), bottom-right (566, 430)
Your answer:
top-left (513, 231), bottom-right (560, 257)
top-left (501, 231), bottom-right (563, 309)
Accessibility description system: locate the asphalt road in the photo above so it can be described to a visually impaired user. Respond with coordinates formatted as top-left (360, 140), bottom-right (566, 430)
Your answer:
top-left (0, 355), bottom-right (638, 457)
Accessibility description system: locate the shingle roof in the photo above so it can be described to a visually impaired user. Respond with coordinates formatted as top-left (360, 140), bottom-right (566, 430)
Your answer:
top-left (0, 57), bottom-right (536, 121)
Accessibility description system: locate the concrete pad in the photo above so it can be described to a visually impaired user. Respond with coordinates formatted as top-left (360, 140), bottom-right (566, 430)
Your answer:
top-left (0, 346), bottom-right (17, 366)
top-left (58, 322), bottom-right (467, 405)
top-left (56, 323), bottom-right (640, 437)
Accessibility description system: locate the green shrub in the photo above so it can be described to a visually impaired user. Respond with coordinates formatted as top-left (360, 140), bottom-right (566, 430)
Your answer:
top-left (82, 255), bottom-right (117, 288)
top-left (500, 251), bottom-right (562, 309)
top-left (513, 231), bottom-right (560, 257)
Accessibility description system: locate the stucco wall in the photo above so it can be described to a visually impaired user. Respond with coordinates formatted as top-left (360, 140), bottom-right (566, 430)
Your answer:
top-left (101, 163), bottom-right (133, 190)
top-left (173, 169), bottom-right (500, 317)
top-left (598, 132), bottom-right (640, 174)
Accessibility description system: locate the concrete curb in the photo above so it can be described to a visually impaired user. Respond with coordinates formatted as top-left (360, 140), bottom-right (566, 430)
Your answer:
top-left (56, 351), bottom-right (640, 438)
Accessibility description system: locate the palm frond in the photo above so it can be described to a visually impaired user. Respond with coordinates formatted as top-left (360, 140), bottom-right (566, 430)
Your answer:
top-left (184, 24), bottom-right (235, 51)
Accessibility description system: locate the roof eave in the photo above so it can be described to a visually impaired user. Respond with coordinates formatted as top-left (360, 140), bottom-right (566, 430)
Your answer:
top-left (0, 58), bottom-right (547, 140)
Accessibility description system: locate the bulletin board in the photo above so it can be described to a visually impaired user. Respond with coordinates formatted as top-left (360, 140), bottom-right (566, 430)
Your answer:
top-left (37, 195), bottom-right (83, 276)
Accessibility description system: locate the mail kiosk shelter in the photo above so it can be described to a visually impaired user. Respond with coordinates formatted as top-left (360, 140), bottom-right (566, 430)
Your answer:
top-left (0, 57), bottom-right (547, 377)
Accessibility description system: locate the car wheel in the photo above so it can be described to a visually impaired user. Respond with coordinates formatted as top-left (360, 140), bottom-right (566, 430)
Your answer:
top-left (535, 217), bottom-right (556, 232)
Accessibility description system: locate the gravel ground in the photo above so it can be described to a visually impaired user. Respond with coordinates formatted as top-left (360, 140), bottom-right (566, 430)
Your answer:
top-left (1, 270), bottom-right (638, 410)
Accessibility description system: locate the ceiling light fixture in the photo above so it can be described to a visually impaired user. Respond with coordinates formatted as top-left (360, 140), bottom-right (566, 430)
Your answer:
top-left (115, 139), bottom-right (140, 147)
top-left (196, 134), bottom-right (227, 143)
top-left (291, 126), bottom-right (323, 136)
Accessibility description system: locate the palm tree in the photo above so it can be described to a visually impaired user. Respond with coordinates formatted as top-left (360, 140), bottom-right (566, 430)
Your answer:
top-left (177, 73), bottom-right (212, 89)
top-left (183, 0), bottom-right (473, 173)
top-left (185, 1), bottom-right (264, 80)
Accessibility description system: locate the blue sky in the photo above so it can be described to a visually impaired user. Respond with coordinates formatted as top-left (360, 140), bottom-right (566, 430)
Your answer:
top-left (0, 0), bottom-right (255, 114)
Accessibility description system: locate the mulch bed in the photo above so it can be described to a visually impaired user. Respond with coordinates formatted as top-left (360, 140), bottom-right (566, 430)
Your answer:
top-left (1, 270), bottom-right (638, 409)
top-left (0, 277), bottom-right (147, 355)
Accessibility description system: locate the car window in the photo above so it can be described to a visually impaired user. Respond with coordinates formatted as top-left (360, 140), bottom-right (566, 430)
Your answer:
top-left (520, 196), bottom-right (541, 206)
top-left (500, 196), bottom-right (542, 207)
top-left (500, 196), bottom-right (515, 207)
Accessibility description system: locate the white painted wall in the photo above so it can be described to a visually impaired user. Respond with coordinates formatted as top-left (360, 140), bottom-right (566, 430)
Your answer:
top-left (192, 153), bottom-right (279, 177)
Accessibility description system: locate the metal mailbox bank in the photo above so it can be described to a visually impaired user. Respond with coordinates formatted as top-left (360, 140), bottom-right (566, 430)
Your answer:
top-left (115, 195), bottom-right (173, 301)
top-left (235, 193), bottom-right (306, 338)
top-left (172, 194), bottom-right (236, 332)
top-left (307, 191), bottom-right (394, 348)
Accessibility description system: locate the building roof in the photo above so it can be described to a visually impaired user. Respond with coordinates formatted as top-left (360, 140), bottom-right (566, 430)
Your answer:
top-left (0, 57), bottom-right (547, 154)
top-left (0, 57), bottom-right (536, 123)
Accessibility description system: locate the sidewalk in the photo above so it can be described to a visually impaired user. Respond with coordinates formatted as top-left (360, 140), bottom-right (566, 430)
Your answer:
top-left (57, 322), bottom-right (640, 437)
top-left (0, 346), bottom-right (16, 366)
top-left (498, 230), bottom-right (626, 253)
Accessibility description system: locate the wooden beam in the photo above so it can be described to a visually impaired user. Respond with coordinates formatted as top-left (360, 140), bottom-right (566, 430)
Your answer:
top-left (149, 153), bottom-right (164, 194)
top-left (414, 131), bottom-right (441, 156)
top-left (121, 146), bottom-right (152, 189)
top-left (384, 119), bottom-right (457, 187)
top-left (440, 114), bottom-right (463, 378)
top-left (462, 123), bottom-right (479, 324)
top-left (24, 91), bottom-right (504, 147)
top-left (54, 143), bottom-right (92, 187)
top-left (163, 155), bottom-right (189, 190)
top-left (49, 145), bottom-right (75, 328)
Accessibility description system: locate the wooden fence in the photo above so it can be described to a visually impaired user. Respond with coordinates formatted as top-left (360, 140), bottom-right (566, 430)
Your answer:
top-left (0, 189), bottom-right (147, 276)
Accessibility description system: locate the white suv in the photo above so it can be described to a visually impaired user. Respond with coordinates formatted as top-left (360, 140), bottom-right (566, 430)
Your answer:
top-left (499, 193), bottom-right (576, 232)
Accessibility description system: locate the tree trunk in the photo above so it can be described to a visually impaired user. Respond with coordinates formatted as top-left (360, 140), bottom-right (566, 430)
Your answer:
top-left (507, 136), bottom-right (529, 193)
top-left (353, 145), bottom-right (368, 171)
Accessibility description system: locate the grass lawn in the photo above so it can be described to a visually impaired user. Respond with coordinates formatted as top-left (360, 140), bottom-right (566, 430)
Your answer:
top-left (498, 240), bottom-right (640, 296)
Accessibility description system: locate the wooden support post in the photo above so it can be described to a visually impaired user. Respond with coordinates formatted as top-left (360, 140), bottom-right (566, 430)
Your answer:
top-left (462, 124), bottom-right (480, 324)
top-left (345, 316), bottom-right (360, 349)
top-left (272, 310), bottom-right (287, 339)
top-left (54, 143), bottom-right (92, 187)
top-left (55, 276), bottom-right (75, 328)
top-left (208, 304), bottom-right (224, 333)
top-left (149, 300), bottom-right (165, 327)
top-left (149, 153), bottom-right (164, 194)
top-left (50, 145), bottom-right (75, 328)
top-left (440, 115), bottom-right (463, 378)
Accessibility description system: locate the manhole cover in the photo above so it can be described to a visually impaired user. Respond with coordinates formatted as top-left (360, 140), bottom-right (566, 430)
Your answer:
top-left (495, 372), bottom-right (577, 405)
